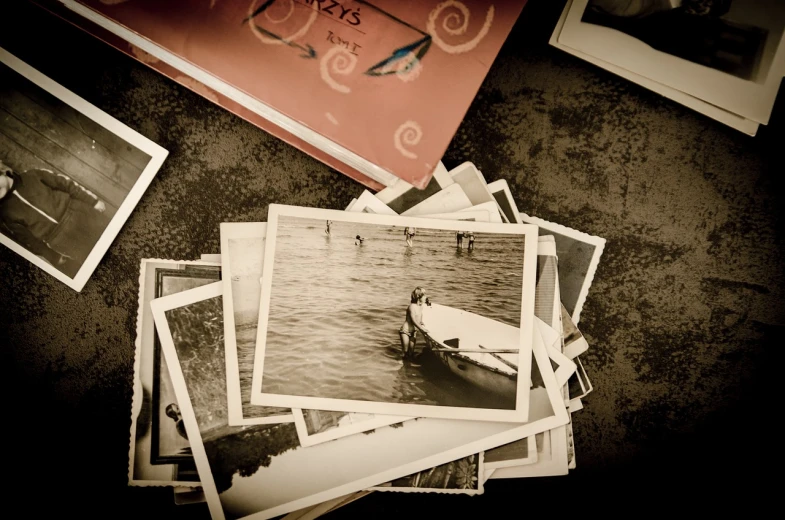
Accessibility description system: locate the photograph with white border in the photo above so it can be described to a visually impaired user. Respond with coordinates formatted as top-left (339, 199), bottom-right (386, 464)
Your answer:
top-left (399, 183), bottom-right (472, 216)
top-left (448, 162), bottom-right (507, 222)
top-left (562, 303), bottom-right (590, 359)
top-left (558, 0), bottom-right (785, 125)
top-left (484, 435), bottom-right (537, 470)
top-left (550, 0), bottom-right (760, 135)
top-left (489, 423), bottom-right (570, 479)
top-left (487, 179), bottom-right (523, 224)
top-left (520, 212), bottom-right (606, 324)
top-left (151, 280), bottom-right (568, 520)
top-left (375, 162), bottom-right (453, 214)
top-left (220, 222), bottom-right (293, 426)
top-left (348, 191), bottom-right (493, 223)
top-left (0, 48), bottom-right (167, 291)
top-left (251, 205), bottom-right (539, 422)
top-left (128, 258), bottom-right (219, 488)
top-left (369, 453), bottom-right (484, 495)
top-left (292, 409), bottom-right (412, 448)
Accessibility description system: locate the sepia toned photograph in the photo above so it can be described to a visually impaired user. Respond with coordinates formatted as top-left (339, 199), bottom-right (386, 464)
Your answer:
top-left (521, 214), bottom-right (606, 324)
top-left (220, 222), bottom-right (293, 426)
top-left (581, 0), bottom-right (784, 81)
top-left (151, 282), bottom-right (570, 520)
top-left (128, 259), bottom-right (219, 487)
top-left (0, 48), bottom-right (167, 291)
top-left (252, 205), bottom-right (539, 422)
top-left (293, 409), bottom-right (411, 447)
top-left (370, 453), bottom-right (484, 495)
top-left (488, 179), bottom-right (522, 224)
top-left (151, 265), bottom-right (221, 465)
top-left (557, 0), bottom-right (785, 123)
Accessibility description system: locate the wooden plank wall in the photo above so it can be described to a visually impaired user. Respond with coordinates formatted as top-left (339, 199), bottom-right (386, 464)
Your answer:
top-left (0, 62), bottom-right (152, 220)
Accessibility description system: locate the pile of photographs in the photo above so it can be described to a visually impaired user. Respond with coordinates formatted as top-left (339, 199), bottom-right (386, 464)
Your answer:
top-left (129, 162), bottom-right (606, 519)
top-left (552, 0), bottom-right (785, 136)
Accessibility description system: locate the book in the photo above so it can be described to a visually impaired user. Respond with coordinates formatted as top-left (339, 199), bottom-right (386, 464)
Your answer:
top-left (35, 0), bottom-right (528, 190)
top-left (552, 0), bottom-right (785, 135)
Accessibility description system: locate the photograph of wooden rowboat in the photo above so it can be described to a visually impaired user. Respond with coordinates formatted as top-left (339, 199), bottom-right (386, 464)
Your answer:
top-left (414, 303), bottom-right (519, 404)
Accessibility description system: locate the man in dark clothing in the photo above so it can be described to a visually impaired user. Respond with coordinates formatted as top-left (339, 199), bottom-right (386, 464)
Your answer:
top-left (0, 159), bottom-right (109, 277)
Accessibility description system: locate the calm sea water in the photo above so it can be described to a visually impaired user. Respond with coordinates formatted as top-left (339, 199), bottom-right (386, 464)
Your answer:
top-left (260, 216), bottom-right (527, 409)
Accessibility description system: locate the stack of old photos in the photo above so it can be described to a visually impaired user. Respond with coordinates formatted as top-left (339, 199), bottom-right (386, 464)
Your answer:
top-left (129, 162), bottom-right (605, 519)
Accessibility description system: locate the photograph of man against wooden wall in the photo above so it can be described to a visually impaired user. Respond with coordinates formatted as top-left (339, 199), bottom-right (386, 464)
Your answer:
top-left (0, 57), bottom-right (152, 279)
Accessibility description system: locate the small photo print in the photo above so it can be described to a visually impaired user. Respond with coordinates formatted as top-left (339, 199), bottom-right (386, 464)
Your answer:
top-left (581, 0), bottom-right (784, 81)
top-left (151, 266), bottom-right (221, 465)
top-left (371, 453), bottom-right (484, 495)
top-left (293, 408), bottom-right (411, 447)
top-left (0, 48), bottom-right (166, 291)
top-left (220, 222), bottom-right (292, 426)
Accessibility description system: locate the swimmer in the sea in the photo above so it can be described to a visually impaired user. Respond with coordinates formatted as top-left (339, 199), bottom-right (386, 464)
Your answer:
top-left (399, 287), bottom-right (428, 360)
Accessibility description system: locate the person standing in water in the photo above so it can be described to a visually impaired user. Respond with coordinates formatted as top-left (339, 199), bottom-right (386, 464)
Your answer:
top-left (399, 287), bottom-right (428, 360)
top-left (404, 226), bottom-right (416, 247)
top-left (325, 220), bottom-right (331, 235)
top-left (355, 234), bottom-right (365, 245)
top-left (467, 231), bottom-right (475, 251)
top-left (456, 231), bottom-right (464, 248)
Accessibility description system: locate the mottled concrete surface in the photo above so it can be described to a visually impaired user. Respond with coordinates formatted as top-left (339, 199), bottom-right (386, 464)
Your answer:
top-left (1, 1), bottom-right (783, 518)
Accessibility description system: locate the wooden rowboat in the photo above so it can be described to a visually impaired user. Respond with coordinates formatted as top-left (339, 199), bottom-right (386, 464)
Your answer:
top-left (413, 303), bottom-right (519, 401)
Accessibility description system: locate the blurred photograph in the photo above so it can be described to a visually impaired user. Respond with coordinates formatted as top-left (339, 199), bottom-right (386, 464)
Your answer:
top-left (0, 48), bottom-right (166, 290)
top-left (582, 0), bottom-right (784, 81)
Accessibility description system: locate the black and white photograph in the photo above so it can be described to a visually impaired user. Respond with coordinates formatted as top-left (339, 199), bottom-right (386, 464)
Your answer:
top-left (128, 259), bottom-right (218, 487)
top-left (293, 409), bottom-right (411, 447)
top-left (447, 162), bottom-right (508, 222)
top-left (561, 303), bottom-right (590, 359)
top-left (0, 48), bottom-right (167, 291)
top-left (487, 179), bottom-right (523, 224)
top-left (488, 423), bottom-right (571, 479)
top-left (484, 435), bottom-right (537, 470)
top-left (375, 161), bottom-right (453, 214)
top-left (349, 190), bottom-right (496, 223)
top-left (370, 453), bottom-right (485, 495)
top-left (151, 265), bottom-right (221, 465)
top-left (150, 281), bottom-right (569, 520)
top-left (581, 0), bottom-right (782, 81)
top-left (220, 222), bottom-right (293, 426)
top-left (551, 0), bottom-right (762, 135)
top-left (251, 205), bottom-right (540, 422)
top-left (521, 213), bottom-right (606, 324)
top-left (557, 0), bottom-right (785, 124)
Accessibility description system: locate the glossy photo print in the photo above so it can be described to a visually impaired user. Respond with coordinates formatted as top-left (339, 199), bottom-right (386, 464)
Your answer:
top-left (0, 48), bottom-right (167, 291)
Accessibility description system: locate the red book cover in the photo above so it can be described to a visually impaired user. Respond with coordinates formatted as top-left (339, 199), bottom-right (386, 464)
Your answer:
top-left (43, 0), bottom-right (527, 189)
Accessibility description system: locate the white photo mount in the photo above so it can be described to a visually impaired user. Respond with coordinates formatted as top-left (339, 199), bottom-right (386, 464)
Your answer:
top-left (251, 204), bottom-right (539, 423)
top-left (0, 47), bottom-right (168, 291)
top-left (220, 222), bottom-right (294, 426)
top-left (151, 281), bottom-right (569, 520)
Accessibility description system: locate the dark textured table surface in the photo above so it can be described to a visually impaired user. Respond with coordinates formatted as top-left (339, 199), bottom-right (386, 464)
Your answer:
top-left (1, 1), bottom-right (782, 517)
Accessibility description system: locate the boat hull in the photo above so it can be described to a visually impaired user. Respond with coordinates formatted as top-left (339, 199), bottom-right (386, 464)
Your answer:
top-left (429, 345), bottom-right (518, 403)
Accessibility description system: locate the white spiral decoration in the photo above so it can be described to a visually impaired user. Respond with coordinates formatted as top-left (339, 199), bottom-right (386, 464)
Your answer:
top-left (264, 0), bottom-right (294, 23)
top-left (247, 0), bottom-right (317, 46)
top-left (426, 1), bottom-right (495, 55)
top-left (394, 121), bottom-right (423, 159)
top-left (320, 47), bottom-right (357, 94)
